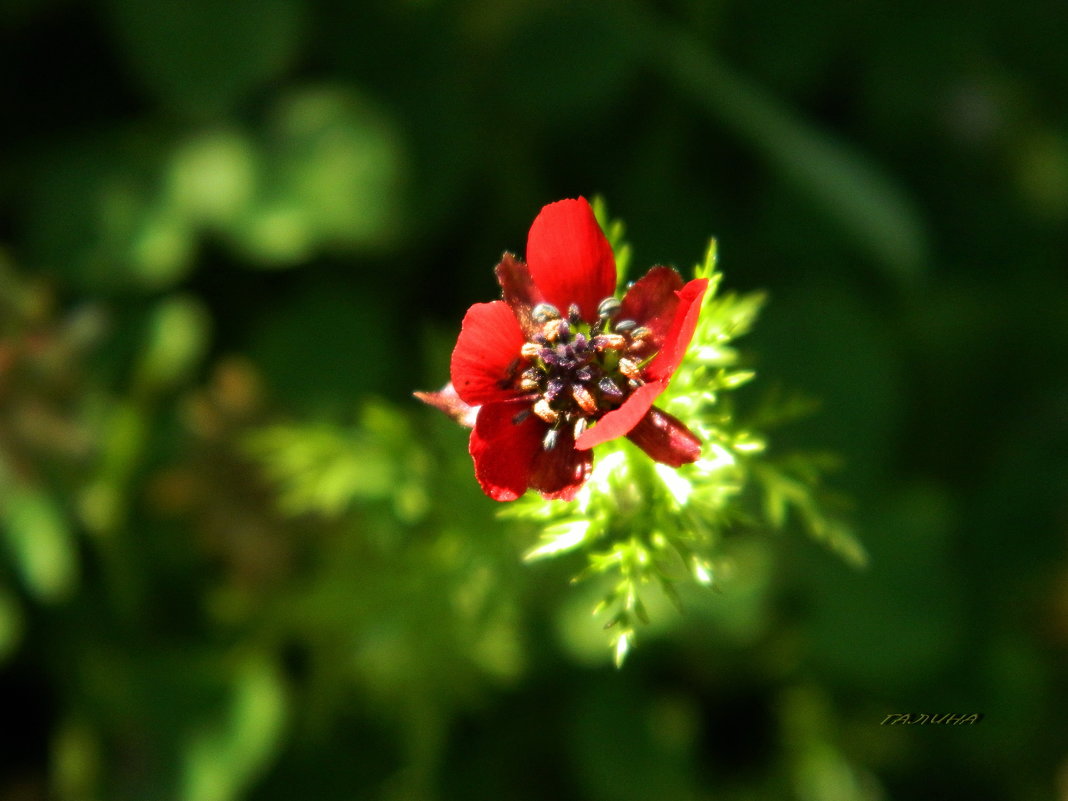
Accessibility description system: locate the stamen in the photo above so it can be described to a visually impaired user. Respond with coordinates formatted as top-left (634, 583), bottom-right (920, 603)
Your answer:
top-left (614, 319), bottom-right (637, 333)
top-left (573, 417), bottom-right (588, 439)
top-left (572, 385), bottom-right (597, 414)
top-left (618, 357), bottom-right (642, 380)
top-left (598, 376), bottom-right (623, 400)
top-left (532, 303), bottom-right (560, 322)
top-left (597, 297), bottom-right (622, 318)
top-left (574, 366), bottom-right (593, 383)
top-left (592, 334), bottom-right (626, 351)
top-left (533, 398), bottom-right (559, 424)
top-left (630, 326), bottom-right (652, 340)
top-left (567, 303), bottom-right (581, 325)
top-left (542, 427), bottom-right (559, 451)
top-left (520, 342), bottom-right (541, 359)
top-left (519, 368), bottom-right (541, 391)
top-left (542, 319), bottom-right (567, 342)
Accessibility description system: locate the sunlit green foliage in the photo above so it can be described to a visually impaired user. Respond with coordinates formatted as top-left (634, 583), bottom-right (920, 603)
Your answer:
top-left (504, 220), bottom-right (862, 665)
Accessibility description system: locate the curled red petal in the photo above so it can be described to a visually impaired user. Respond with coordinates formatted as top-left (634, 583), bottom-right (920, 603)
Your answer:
top-left (574, 380), bottom-right (667, 450)
top-left (618, 265), bottom-right (685, 351)
top-left (450, 301), bottom-right (526, 405)
top-left (626, 406), bottom-right (702, 467)
top-left (469, 403), bottom-right (591, 501)
top-left (526, 197), bottom-right (617, 323)
top-left (529, 423), bottom-right (592, 500)
top-left (413, 382), bottom-right (478, 428)
top-left (644, 278), bottom-right (708, 383)
top-left (469, 402), bottom-right (543, 501)
top-left (494, 252), bottom-right (545, 338)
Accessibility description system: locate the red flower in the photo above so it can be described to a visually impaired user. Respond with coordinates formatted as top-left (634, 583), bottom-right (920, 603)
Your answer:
top-left (418, 198), bottom-right (708, 501)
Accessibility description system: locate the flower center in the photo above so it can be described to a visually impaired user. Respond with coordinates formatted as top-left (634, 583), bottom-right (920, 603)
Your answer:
top-left (515, 297), bottom-right (655, 450)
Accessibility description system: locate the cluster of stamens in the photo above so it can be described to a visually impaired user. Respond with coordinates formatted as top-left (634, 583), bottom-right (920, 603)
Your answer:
top-left (512, 296), bottom-right (655, 450)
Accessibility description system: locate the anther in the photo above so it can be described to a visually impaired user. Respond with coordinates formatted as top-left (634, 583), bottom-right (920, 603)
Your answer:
top-left (574, 366), bottom-right (593, 383)
top-left (618, 357), bottom-right (642, 380)
top-left (533, 398), bottom-right (559, 424)
top-left (571, 384), bottom-right (597, 415)
top-left (630, 326), bottom-right (652, 340)
top-left (573, 417), bottom-right (588, 439)
top-left (512, 408), bottom-right (531, 424)
top-left (597, 297), bottom-right (622, 318)
top-left (542, 319), bottom-right (568, 342)
top-left (567, 303), bottom-right (581, 325)
top-left (542, 427), bottom-right (560, 451)
top-left (592, 334), bottom-right (626, 351)
top-left (520, 342), bottom-right (541, 359)
top-left (614, 319), bottom-right (637, 333)
top-left (519, 368), bottom-right (541, 391)
top-left (532, 303), bottom-right (560, 323)
top-left (598, 376), bottom-right (623, 401)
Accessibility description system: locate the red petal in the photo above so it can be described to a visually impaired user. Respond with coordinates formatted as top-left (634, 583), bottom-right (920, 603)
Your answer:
top-left (574, 380), bottom-right (667, 450)
top-left (469, 402), bottom-right (542, 501)
top-left (529, 423), bottom-right (592, 500)
top-left (526, 198), bottom-right (617, 323)
top-left (413, 382), bottom-right (478, 428)
top-left (626, 406), bottom-right (702, 467)
top-left (450, 301), bottom-right (526, 405)
top-left (618, 266), bottom-right (684, 351)
top-left (469, 403), bottom-right (592, 501)
top-left (494, 252), bottom-right (545, 337)
top-left (644, 278), bottom-right (708, 383)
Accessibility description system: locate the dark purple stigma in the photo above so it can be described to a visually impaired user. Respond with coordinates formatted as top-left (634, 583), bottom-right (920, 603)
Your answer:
top-left (545, 378), bottom-right (565, 401)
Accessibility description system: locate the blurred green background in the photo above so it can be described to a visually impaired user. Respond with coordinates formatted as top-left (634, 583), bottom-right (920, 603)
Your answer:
top-left (1, 0), bottom-right (1067, 799)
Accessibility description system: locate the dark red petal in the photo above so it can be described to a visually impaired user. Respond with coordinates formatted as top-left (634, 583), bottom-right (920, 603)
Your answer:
top-left (618, 266), bottom-right (684, 351)
top-left (413, 382), bottom-right (478, 428)
top-left (450, 301), bottom-right (526, 405)
top-left (494, 252), bottom-right (545, 337)
top-left (526, 198), bottom-right (617, 322)
top-left (574, 380), bottom-right (667, 450)
top-left (644, 278), bottom-right (708, 383)
top-left (469, 402), bottom-right (543, 501)
top-left (626, 405), bottom-right (702, 467)
top-left (529, 423), bottom-right (593, 500)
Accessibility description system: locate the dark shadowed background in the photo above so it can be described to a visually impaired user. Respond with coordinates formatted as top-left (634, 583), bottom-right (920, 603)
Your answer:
top-left (1, 1), bottom-right (1066, 800)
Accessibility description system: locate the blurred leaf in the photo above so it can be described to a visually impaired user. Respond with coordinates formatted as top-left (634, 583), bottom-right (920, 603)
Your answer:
top-left (641, 12), bottom-right (927, 283)
top-left (26, 130), bottom-right (197, 291)
top-left (181, 656), bottom-right (287, 801)
top-left (0, 485), bottom-right (78, 602)
top-left (493, 4), bottom-right (635, 126)
top-left (105, 0), bottom-right (304, 115)
top-left (166, 130), bottom-right (258, 228)
top-left (134, 295), bottom-right (211, 392)
top-left (0, 583), bottom-right (24, 662)
top-left (231, 87), bottom-right (407, 264)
